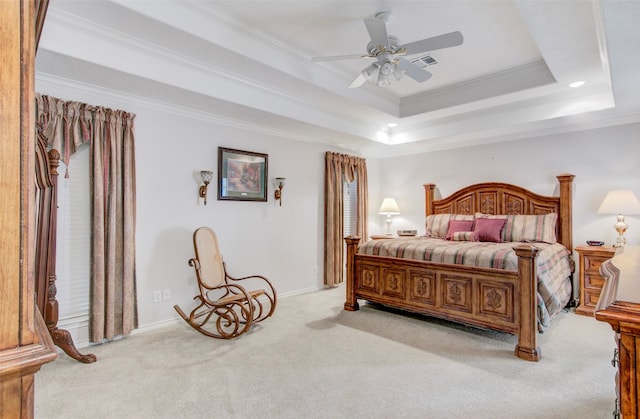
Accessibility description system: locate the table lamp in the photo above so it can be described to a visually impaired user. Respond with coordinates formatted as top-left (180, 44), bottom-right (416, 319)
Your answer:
top-left (597, 189), bottom-right (640, 247)
top-left (379, 197), bottom-right (400, 236)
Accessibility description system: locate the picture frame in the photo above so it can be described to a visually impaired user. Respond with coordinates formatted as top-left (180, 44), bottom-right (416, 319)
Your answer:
top-left (217, 147), bottom-right (268, 202)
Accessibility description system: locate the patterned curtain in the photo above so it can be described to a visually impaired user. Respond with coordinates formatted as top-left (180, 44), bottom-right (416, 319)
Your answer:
top-left (324, 152), bottom-right (368, 287)
top-left (35, 93), bottom-right (138, 342)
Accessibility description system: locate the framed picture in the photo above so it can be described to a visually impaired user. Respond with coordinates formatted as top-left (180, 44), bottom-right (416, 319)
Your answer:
top-left (217, 147), bottom-right (268, 201)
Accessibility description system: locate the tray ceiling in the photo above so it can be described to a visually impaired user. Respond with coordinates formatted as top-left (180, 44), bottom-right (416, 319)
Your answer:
top-left (36, 0), bottom-right (640, 157)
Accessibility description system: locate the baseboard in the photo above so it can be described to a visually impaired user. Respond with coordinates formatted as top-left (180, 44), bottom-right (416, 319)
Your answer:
top-left (54, 286), bottom-right (327, 350)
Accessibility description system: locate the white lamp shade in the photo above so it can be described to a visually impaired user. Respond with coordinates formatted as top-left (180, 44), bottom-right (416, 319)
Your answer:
top-left (379, 197), bottom-right (400, 215)
top-left (597, 190), bottom-right (640, 215)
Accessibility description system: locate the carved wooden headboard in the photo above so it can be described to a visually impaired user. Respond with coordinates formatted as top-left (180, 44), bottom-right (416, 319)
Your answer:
top-left (423, 174), bottom-right (575, 250)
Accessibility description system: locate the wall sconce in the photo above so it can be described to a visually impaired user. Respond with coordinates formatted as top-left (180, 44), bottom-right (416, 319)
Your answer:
top-left (597, 189), bottom-right (640, 247)
top-left (274, 177), bottom-right (286, 206)
top-left (199, 170), bottom-right (213, 205)
top-left (379, 197), bottom-right (400, 235)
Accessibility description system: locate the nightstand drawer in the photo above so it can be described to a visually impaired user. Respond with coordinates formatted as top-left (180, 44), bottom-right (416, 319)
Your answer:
top-left (584, 254), bottom-right (612, 273)
top-left (584, 288), bottom-right (602, 306)
top-left (584, 272), bottom-right (605, 289)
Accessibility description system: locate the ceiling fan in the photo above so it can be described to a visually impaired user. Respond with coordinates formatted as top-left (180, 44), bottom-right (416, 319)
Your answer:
top-left (311, 12), bottom-right (463, 88)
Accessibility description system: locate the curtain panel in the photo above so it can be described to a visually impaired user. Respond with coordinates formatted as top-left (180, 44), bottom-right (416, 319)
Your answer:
top-left (324, 152), bottom-right (368, 287)
top-left (35, 94), bottom-right (138, 342)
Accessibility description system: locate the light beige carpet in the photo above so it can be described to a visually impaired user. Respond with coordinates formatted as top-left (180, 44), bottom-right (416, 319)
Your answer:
top-left (35, 287), bottom-right (616, 418)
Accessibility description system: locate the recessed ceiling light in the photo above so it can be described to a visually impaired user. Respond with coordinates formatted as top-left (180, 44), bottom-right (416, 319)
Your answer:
top-left (569, 81), bottom-right (586, 88)
top-left (387, 122), bottom-right (398, 128)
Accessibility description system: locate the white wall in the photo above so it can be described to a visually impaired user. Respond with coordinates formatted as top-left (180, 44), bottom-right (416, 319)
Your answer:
top-left (371, 123), bottom-right (640, 251)
top-left (134, 108), bottom-right (334, 328)
top-left (37, 80), bottom-right (361, 337)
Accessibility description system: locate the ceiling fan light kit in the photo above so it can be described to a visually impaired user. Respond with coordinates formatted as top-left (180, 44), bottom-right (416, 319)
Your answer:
top-left (361, 59), bottom-right (402, 87)
top-left (312, 11), bottom-right (463, 89)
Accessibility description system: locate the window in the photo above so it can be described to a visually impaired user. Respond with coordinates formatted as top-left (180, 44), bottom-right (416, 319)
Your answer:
top-left (343, 177), bottom-right (357, 274)
top-left (343, 178), bottom-right (358, 237)
top-left (55, 145), bottom-right (91, 330)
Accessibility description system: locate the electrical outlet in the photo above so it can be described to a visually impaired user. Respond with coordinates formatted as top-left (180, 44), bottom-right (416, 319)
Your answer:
top-left (162, 289), bottom-right (171, 301)
top-left (153, 290), bottom-right (162, 303)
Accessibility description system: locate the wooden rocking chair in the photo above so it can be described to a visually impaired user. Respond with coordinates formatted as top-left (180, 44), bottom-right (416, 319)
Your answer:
top-left (174, 227), bottom-right (277, 339)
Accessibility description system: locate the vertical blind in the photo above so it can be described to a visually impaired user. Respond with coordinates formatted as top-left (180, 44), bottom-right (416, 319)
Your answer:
top-left (55, 145), bottom-right (91, 323)
top-left (343, 177), bottom-right (358, 275)
top-left (343, 178), bottom-right (358, 237)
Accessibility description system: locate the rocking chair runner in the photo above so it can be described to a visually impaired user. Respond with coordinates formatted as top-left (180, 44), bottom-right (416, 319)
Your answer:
top-left (174, 227), bottom-right (277, 339)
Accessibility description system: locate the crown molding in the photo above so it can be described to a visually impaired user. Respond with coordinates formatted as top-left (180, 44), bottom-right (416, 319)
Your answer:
top-left (35, 72), bottom-right (354, 148)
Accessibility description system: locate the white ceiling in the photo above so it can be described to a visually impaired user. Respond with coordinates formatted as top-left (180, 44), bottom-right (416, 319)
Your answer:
top-left (36, 0), bottom-right (640, 157)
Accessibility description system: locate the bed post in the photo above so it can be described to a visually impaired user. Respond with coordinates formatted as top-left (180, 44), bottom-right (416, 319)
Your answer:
top-left (424, 183), bottom-right (436, 216)
top-left (344, 236), bottom-right (361, 311)
top-left (35, 141), bottom-right (97, 363)
top-left (513, 245), bottom-right (540, 361)
top-left (556, 174), bottom-right (574, 251)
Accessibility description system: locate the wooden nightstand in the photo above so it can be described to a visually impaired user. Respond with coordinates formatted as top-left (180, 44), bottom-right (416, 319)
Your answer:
top-left (575, 245), bottom-right (616, 316)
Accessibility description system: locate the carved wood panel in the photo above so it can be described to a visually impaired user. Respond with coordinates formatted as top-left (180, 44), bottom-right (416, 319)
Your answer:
top-left (356, 264), bottom-right (379, 296)
top-left (479, 192), bottom-right (497, 214)
top-left (441, 275), bottom-right (472, 313)
top-left (504, 193), bottom-right (525, 214)
top-left (478, 280), bottom-right (514, 322)
top-left (409, 270), bottom-right (436, 306)
top-left (455, 194), bottom-right (474, 214)
top-left (381, 268), bottom-right (406, 300)
top-left (530, 202), bottom-right (558, 214)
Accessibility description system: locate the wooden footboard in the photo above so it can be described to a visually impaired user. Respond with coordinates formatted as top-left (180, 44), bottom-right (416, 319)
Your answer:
top-left (344, 236), bottom-right (541, 361)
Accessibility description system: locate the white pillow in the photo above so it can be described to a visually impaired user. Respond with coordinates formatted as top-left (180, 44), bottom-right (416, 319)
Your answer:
top-left (475, 212), bottom-right (557, 243)
top-left (425, 214), bottom-right (474, 239)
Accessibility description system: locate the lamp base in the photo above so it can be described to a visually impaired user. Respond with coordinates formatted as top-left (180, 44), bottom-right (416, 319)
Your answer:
top-left (385, 216), bottom-right (393, 236)
top-left (613, 215), bottom-right (628, 248)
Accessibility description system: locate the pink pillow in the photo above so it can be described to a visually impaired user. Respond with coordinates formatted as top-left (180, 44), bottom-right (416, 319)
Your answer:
top-left (473, 218), bottom-right (506, 242)
top-left (445, 220), bottom-right (474, 240)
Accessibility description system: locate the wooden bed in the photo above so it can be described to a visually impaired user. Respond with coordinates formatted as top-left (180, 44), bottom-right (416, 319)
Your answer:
top-left (344, 174), bottom-right (575, 361)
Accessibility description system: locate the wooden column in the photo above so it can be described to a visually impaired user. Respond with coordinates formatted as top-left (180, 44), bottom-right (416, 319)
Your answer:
top-left (423, 183), bottom-right (436, 217)
top-left (513, 244), bottom-right (540, 361)
top-left (556, 173), bottom-right (575, 252)
top-left (0, 1), bottom-right (57, 417)
top-left (344, 236), bottom-right (361, 311)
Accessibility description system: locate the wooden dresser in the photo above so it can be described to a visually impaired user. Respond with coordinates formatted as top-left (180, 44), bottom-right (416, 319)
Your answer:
top-left (595, 246), bottom-right (640, 418)
top-left (576, 245), bottom-right (617, 316)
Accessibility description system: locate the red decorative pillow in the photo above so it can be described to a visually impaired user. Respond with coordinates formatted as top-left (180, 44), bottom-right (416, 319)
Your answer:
top-left (445, 220), bottom-right (474, 240)
top-left (473, 218), bottom-right (507, 242)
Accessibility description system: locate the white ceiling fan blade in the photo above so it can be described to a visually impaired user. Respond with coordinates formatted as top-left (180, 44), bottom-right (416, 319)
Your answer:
top-left (349, 73), bottom-right (367, 88)
top-left (397, 58), bottom-right (432, 82)
top-left (364, 17), bottom-right (389, 49)
top-left (400, 31), bottom-right (464, 55)
top-left (310, 53), bottom-right (371, 62)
